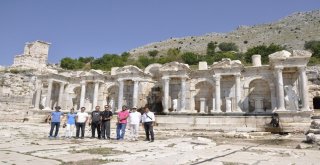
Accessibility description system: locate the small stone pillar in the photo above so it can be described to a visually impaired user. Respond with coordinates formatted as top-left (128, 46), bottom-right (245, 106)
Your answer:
top-left (199, 98), bottom-right (206, 113)
top-left (252, 55), bottom-right (262, 66)
top-left (198, 61), bottom-right (208, 70)
top-left (225, 97), bottom-right (232, 112)
top-left (254, 96), bottom-right (264, 112)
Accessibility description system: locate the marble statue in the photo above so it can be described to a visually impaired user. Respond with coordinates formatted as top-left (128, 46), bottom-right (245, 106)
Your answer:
top-left (284, 85), bottom-right (299, 111)
top-left (109, 98), bottom-right (114, 111)
top-left (172, 99), bottom-right (178, 111)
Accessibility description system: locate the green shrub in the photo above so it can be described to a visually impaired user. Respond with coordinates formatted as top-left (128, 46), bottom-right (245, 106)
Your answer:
top-left (218, 42), bottom-right (239, 52)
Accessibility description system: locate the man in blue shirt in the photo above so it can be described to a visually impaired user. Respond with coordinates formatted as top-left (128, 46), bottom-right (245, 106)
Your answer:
top-left (48, 106), bottom-right (64, 139)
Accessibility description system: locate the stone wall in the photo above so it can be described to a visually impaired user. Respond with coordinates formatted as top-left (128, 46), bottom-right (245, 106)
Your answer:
top-left (12, 41), bottom-right (50, 69)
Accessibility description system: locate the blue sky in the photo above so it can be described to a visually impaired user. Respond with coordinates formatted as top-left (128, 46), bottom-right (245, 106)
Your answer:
top-left (0, 0), bottom-right (319, 66)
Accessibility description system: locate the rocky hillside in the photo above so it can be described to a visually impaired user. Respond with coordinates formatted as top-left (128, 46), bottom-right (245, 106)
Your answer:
top-left (129, 10), bottom-right (320, 58)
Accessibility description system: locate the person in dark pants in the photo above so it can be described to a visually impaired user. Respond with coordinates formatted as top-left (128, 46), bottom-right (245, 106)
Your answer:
top-left (141, 107), bottom-right (155, 142)
top-left (89, 106), bottom-right (101, 139)
top-left (100, 105), bottom-right (113, 139)
top-left (76, 107), bottom-right (89, 139)
top-left (48, 106), bottom-right (64, 139)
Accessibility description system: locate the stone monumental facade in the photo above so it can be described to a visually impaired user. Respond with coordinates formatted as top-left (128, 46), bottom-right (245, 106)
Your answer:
top-left (1, 41), bottom-right (318, 132)
top-left (12, 42), bottom-right (309, 115)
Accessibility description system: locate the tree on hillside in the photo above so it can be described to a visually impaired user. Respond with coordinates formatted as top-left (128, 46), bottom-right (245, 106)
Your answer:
top-left (245, 44), bottom-right (284, 64)
top-left (60, 57), bottom-right (84, 70)
top-left (78, 57), bottom-right (94, 64)
top-left (207, 41), bottom-right (217, 56)
top-left (167, 48), bottom-right (180, 57)
top-left (181, 52), bottom-right (199, 65)
top-left (218, 42), bottom-right (238, 52)
top-left (121, 52), bottom-right (130, 62)
top-left (304, 40), bottom-right (320, 57)
top-left (148, 50), bottom-right (159, 58)
top-left (91, 54), bottom-right (125, 71)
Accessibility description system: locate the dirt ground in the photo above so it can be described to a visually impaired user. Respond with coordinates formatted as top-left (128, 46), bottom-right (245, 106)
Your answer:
top-left (0, 122), bottom-right (319, 165)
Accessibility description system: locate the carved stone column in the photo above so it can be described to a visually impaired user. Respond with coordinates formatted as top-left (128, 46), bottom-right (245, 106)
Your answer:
top-left (45, 79), bottom-right (53, 110)
top-left (162, 77), bottom-right (170, 113)
top-left (275, 67), bottom-right (285, 111)
top-left (58, 82), bottom-right (65, 107)
top-left (214, 75), bottom-right (221, 112)
top-left (298, 67), bottom-right (309, 111)
top-left (199, 98), bottom-right (206, 113)
top-left (180, 77), bottom-right (186, 112)
top-left (133, 80), bottom-right (139, 108)
top-left (225, 97), bottom-right (232, 112)
top-left (92, 81), bottom-right (100, 110)
top-left (80, 81), bottom-right (86, 109)
top-left (117, 80), bottom-right (124, 112)
top-left (235, 74), bottom-right (241, 112)
top-left (34, 81), bottom-right (42, 109)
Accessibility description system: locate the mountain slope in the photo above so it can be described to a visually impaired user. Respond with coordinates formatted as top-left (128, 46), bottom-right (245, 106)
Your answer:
top-left (129, 10), bottom-right (320, 58)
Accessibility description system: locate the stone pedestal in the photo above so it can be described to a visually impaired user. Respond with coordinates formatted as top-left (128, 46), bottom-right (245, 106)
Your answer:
top-left (254, 97), bottom-right (264, 113)
top-left (199, 98), bottom-right (206, 113)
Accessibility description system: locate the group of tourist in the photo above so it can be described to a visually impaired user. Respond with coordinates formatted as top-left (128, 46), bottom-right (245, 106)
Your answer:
top-left (47, 105), bottom-right (155, 142)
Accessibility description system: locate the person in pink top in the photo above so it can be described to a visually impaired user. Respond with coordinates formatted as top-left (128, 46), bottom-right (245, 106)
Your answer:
top-left (116, 105), bottom-right (129, 140)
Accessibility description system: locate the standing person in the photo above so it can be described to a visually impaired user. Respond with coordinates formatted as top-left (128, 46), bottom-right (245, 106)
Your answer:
top-left (116, 105), bottom-right (129, 140)
top-left (76, 107), bottom-right (89, 139)
top-left (48, 106), bottom-right (64, 139)
top-left (100, 105), bottom-right (113, 140)
top-left (64, 108), bottom-right (76, 138)
top-left (128, 106), bottom-right (141, 141)
top-left (142, 107), bottom-right (155, 142)
top-left (89, 106), bottom-right (102, 139)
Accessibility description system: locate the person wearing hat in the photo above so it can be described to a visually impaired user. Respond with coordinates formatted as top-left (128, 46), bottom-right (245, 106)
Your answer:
top-left (116, 105), bottom-right (129, 140)
top-left (128, 106), bottom-right (141, 141)
top-left (48, 106), bottom-right (64, 139)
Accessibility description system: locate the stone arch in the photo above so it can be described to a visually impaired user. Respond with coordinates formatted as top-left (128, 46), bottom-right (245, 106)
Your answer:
top-left (144, 63), bottom-right (162, 78)
top-left (104, 83), bottom-right (119, 112)
top-left (194, 80), bottom-right (215, 112)
top-left (248, 79), bottom-right (271, 112)
top-left (243, 76), bottom-right (276, 111)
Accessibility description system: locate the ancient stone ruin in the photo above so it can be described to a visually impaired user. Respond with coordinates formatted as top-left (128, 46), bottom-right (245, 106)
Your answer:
top-left (1, 41), bottom-right (318, 133)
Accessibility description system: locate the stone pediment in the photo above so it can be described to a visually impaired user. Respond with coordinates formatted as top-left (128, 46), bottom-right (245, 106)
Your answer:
top-left (159, 62), bottom-right (190, 72)
top-left (292, 50), bottom-right (312, 57)
top-left (211, 58), bottom-right (243, 69)
top-left (269, 50), bottom-right (312, 67)
top-left (268, 50), bottom-right (291, 59)
top-left (115, 65), bottom-right (144, 75)
top-left (78, 69), bottom-right (105, 77)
